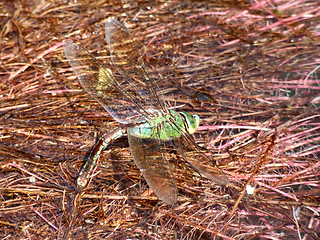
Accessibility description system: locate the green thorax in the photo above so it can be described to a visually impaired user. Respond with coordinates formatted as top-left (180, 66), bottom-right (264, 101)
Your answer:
top-left (129, 109), bottom-right (200, 140)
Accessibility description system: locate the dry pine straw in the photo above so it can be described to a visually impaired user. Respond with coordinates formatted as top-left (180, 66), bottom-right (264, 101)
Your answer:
top-left (0, 0), bottom-right (319, 239)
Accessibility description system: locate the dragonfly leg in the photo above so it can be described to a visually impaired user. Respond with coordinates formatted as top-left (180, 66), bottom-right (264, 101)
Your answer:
top-left (76, 127), bottom-right (126, 191)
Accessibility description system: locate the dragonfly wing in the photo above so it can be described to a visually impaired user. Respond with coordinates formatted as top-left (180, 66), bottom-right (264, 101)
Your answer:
top-left (127, 127), bottom-right (177, 205)
top-left (173, 133), bottom-right (228, 186)
top-left (64, 41), bottom-right (146, 124)
top-left (105, 17), bottom-right (167, 117)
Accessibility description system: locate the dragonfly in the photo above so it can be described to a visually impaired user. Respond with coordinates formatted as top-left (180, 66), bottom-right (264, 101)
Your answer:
top-left (64, 17), bottom-right (228, 205)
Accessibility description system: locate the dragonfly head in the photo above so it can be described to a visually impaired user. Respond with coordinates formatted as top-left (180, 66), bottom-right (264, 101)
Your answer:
top-left (179, 112), bottom-right (200, 134)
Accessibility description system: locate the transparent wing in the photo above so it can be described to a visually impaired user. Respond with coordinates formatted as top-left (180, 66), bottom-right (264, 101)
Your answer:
top-left (127, 127), bottom-right (177, 205)
top-left (64, 41), bottom-right (145, 124)
top-left (173, 133), bottom-right (228, 186)
top-left (105, 17), bottom-right (167, 116)
top-left (63, 18), bottom-right (166, 124)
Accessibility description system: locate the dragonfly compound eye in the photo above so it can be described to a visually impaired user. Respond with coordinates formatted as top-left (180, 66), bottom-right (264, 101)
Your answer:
top-left (180, 112), bottom-right (200, 134)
